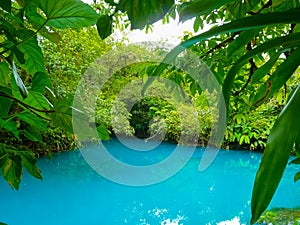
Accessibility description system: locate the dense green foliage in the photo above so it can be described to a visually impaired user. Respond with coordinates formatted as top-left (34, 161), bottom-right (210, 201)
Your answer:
top-left (42, 30), bottom-right (275, 150)
top-left (0, 0), bottom-right (175, 192)
top-left (0, 0), bottom-right (102, 190)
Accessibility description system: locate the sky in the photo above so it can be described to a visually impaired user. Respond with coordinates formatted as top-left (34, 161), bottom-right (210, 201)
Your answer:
top-left (82, 0), bottom-right (199, 44)
top-left (125, 18), bottom-right (195, 44)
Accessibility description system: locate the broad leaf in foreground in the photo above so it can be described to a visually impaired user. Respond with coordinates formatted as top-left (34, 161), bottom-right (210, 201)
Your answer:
top-left (26, 0), bottom-right (99, 29)
top-left (251, 85), bottom-right (300, 224)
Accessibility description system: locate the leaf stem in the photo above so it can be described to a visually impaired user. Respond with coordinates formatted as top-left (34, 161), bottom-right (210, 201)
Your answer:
top-left (0, 92), bottom-right (54, 121)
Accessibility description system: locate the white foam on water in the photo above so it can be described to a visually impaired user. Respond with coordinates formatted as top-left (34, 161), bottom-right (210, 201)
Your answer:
top-left (216, 216), bottom-right (246, 225)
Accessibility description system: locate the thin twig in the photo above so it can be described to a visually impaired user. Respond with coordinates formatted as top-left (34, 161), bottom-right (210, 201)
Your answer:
top-left (200, 32), bottom-right (241, 58)
top-left (234, 43), bottom-right (257, 96)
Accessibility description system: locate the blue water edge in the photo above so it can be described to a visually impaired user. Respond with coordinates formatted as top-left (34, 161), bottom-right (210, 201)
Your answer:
top-left (0, 138), bottom-right (299, 225)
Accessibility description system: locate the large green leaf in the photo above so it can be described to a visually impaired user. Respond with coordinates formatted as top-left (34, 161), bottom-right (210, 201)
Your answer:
top-left (117, 0), bottom-right (174, 29)
top-left (251, 85), bottom-right (300, 224)
top-left (179, 0), bottom-right (235, 22)
top-left (17, 30), bottom-right (45, 75)
top-left (26, 0), bottom-right (99, 29)
top-left (252, 47), bottom-right (300, 107)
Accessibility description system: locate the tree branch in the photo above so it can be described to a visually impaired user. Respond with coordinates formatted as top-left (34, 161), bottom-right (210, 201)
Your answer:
top-left (234, 43), bottom-right (257, 96)
top-left (0, 92), bottom-right (55, 121)
top-left (200, 31), bottom-right (241, 58)
top-left (247, 0), bottom-right (272, 15)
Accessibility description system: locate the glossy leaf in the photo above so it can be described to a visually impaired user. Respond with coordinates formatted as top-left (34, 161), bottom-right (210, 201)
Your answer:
top-left (251, 85), bottom-right (300, 224)
top-left (0, 222), bottom-right (8, 225)
top-left (179, 0), bottom-right (235, 22)
top-left (26, 0), bottom-right (99, 28)
top-left (117, 0), bottom-right (174, 29)
top-left (97, 15), bottom-right (113, 40)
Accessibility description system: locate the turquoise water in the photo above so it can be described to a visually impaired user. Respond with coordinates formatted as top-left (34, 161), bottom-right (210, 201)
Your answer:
top-left (1, 138), bottom-right (299, 225)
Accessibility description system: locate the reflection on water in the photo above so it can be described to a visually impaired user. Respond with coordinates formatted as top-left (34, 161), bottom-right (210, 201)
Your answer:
top-left (0, 138), bottom-right (299, 225)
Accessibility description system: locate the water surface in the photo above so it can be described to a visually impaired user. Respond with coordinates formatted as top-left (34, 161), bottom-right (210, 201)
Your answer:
top-left (1, 138), bottom-right (299, 225)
